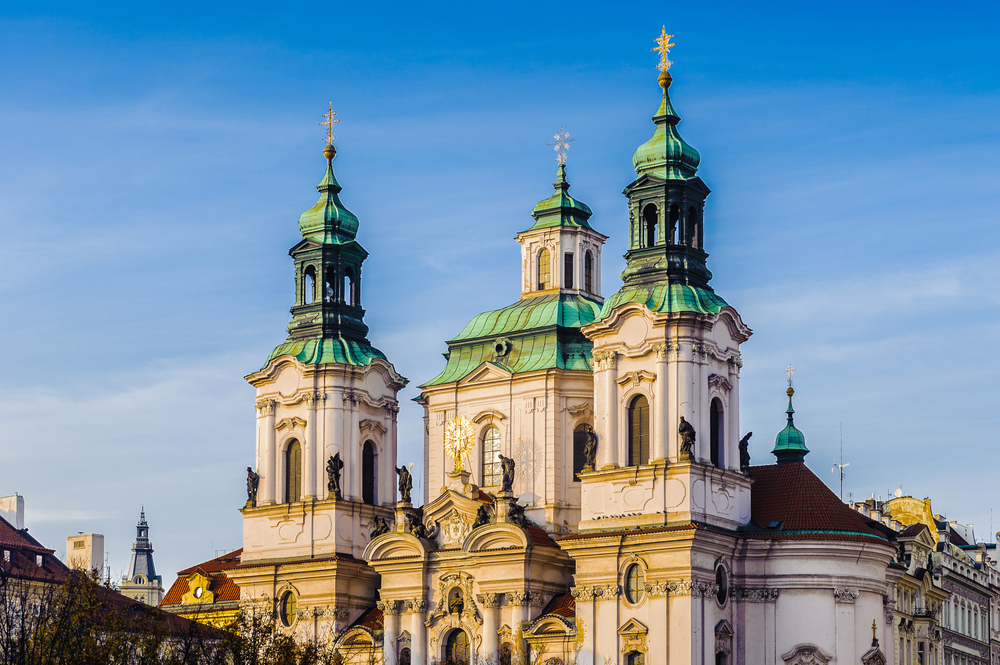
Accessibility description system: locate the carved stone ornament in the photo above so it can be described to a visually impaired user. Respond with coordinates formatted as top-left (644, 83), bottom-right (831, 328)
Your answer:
top-left (275, 416), bottom-right (307, 432)
top-left (360, 419), bottom-right (387, 436)
top-left (616, 370), bottom-right (656, 388)
top-left (477, 593), bottom-right (502, 608)
top-left (781, 644), bottom-right (832, 665)
top-left (256, 399), bottom-right (275, 416)
top-left (668, 579), bottom-right (717, 597)
top-left (377, 600), bottom-right (401, 615)
top-left (715, 620), bottom-right (733, 656)
top-left (571, 586), bottom-right (594, 601)
top-left (405, 599), bottom-right (428, 614)
top-left (441, 509), bottom-right (470, 547)
top-left (833, 587), bottom-right (860, 604)
top-left (731, 587), bottom-right (779, 603)
top-left (708, 373), bottom-right (733, 392)
top-left (617, 618), bottom-right (648, 655)
top-left (592, 585), bottom-right (621, 601)
top-left (505, 591), bottom-right (531, 606)
top-left (303, 392), bottom-right (323, 408)
top-left (644, 580), bottom-right (672, 597)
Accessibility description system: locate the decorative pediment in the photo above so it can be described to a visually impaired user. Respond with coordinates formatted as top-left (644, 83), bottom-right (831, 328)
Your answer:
top-left (715, 620), bottom-right (733, 656)
top-left (363, 532), bottom-right (431, 562)
top-left (463, 522), bottom-right (530, 553)
top-left (472, 410), bottom-right (507, 424)
top-left (274, 417), bottom-right (307, 432)
top-left (618, 618), bottom-right (648, 654)
top-left (565, 401), bottom-right (593, 417)
top-left (460, 362), bottom-right (513, 385)
top-left (181, 571), bottom-right (214, 604)
top-left (359, 419), bottom-right (387, 436)
top-left (708, 373), bottom-right (733, 392)
top-left (616, 370), bottom-right (656, 388)
top-left (782, 644), bottom-right (832, 665)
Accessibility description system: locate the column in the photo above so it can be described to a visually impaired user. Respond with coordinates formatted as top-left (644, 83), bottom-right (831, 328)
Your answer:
top-left (304, 393), bottom-right (318, 499)
top-left (409, 600), bottom-right (427, 665)
top-left (479, 593), bottom-right (500, 658)
top-left (347, 392), bottom-right (360, 500)
top-left (379, 601), bottom-right (400, 665)
top-left (600, 352), bottom-right (619, 469)
top-left (652, 344), bottom-right (668, 461)
top-left (696, 346), bottom-right (710, 463)
top-left (667, 338), bottom-right (679, 460)
top-left (259, 400), bottom-right (276, 504)
top-left (727, 358), bottom-right (741, 471)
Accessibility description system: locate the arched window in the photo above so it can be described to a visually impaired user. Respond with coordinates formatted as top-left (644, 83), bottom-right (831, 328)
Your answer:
top-left (584, 251), bottom-right (593, 293)
top-left (303, 266), bottom-right (316, 304)
top-left (445, 630), bottom-right (470, 665)
top-left (624, 564), bottom-right (645, 603)
top-left (399, 648), bottom-right (411, 665)
top-left (688, 205), bottom-right (700, 249)
top-left (710, 398), bottom-right (724, 468)
top-left (343, 267), bottom-right (357, 306)
top-left (362, 440), bottom-right (376, 505)
top-left (324, 267), bottom-right (336, 302)
top-left (715, 565), bottom-right (728, 605)
top-left (499, 643), bottom-right (512, 665)
top-left (563, 252), bottom-right (574, 289)
top-left (285, 440), bottom-right (301, 503)
top-left (643, 204), bottom-right (657, 247)
top-left (481, 427), bottom-right (502, 487)
top-left (627, 395), bottom-right (650, 466)
top-left (537, 249), bottom-right (550, 290)
top-left (668, 204), bottom-right (680, 244)
top-left (278, 591), bottom-right (297, 627)
top-left (572, 423), bottom-right (591, 480)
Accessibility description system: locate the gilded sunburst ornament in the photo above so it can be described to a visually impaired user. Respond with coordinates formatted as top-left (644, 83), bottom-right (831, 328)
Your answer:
top-left (444, 416), bottom-right (475, 471)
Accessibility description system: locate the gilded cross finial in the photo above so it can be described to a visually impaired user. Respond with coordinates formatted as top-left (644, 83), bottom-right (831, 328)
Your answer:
top-left (786, 364), bottom-right (795, 388)
top-left (548, 127), bottom-right (575, 165)
top-left (321, 102), bottom-right (339, 145)
top-left (872, 619), bottom-right (878, 643)
top-left (653, 26), bottom-right (676, 72)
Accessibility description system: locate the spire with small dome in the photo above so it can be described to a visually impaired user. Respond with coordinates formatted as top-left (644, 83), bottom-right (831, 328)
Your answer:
top-left (772, 366), bottom-right (809, 463)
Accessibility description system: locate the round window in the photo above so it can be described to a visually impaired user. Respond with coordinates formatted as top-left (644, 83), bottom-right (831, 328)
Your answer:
top-left (715, 565), bottom-right (728, 605)
top-left (279, 591), bottom-right (297, 627)
top-left (624, 564), bottom-right (645, 604)
top-left (193, 587), bottom-right (203, 599)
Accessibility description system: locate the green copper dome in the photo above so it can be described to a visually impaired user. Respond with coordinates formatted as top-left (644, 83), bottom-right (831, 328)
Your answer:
top-left (298, 144), bottom-right (360, 243)
top-left (527, 164), bottom-right (594, 231)
top-left (773, 387), bottom-right (809, 463)
top-left (632, 72), bottom-right (701, 181)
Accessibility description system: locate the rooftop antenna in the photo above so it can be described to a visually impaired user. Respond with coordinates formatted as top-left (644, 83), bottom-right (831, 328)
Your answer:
top-left (831, 422), bottom-right (849, 501)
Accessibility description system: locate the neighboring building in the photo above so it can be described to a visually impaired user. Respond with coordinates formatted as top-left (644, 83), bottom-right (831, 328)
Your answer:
top-left (119, 508), bottom-right (164, 605)
top-left (0, 512), bottom-right (71, 591)
top-left (232, 41), bottom-right (909, 665)
top-left (160, 549), bottom-right (242, 628)
top-left (66, 532), bottom-right (105, 574)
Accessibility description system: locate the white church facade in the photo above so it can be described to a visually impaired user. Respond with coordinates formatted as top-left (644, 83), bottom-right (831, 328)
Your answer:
top-left (227, 38), bottom-right (901, 665)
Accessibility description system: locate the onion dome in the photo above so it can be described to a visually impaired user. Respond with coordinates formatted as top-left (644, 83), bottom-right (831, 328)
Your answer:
top-left (527, 164), bottom-right (594, 231)
top-left (632, 71), bottom-right (701, 181)
top-left (298, 143), bottom-right (360, 243)
top-left (772, 387), bottom-right (809, 463)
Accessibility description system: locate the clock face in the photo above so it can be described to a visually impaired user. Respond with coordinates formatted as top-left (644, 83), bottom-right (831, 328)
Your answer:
top-left (194, 587), bottom-right (203, 599)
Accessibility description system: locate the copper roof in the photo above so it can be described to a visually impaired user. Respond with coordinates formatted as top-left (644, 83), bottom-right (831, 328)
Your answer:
top-left (161, 549), bottom-right (242, 607)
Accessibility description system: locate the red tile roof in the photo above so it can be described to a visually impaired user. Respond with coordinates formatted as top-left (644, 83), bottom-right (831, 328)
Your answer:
top-left (746, 463), bottom-right (887, 543)
top-left (0, 515), bottom-right (71, 582)
top-left (899, 523), bottom-right (929, 538)
top-left (160, 549), bottom-right (242, 607)
top-left (949, 528), bottom-right (970, 547)
top-left (349, 606), bottom-right (383, 632)
top-left (539, 592), bottom-right (575, 619)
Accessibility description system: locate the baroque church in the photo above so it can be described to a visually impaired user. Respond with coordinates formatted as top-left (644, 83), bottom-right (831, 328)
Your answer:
top-left (227, 33), bottom-right (900, 665)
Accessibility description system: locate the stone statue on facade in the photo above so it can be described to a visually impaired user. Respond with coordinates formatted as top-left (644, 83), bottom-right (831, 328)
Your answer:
top-left (245, 467), bottom-right (259, 507)
top-left (473, 505), bottom-right (491, 529)
top-left (498, 454), bottom-right (515, 493)
top-left (679, 416), bottom-right (696, 460)
top-left (410, 513), bottom-right (429, 539)
top-left (739, 432), bottom-right (752, 474)
top-left (396, 465), bottom-right (412, 504)
top-left (370, 515), bottom-right (390, 539)
top-left (326, 453), bottom-right (344, 500)
top-left (582, 425), bottom-right (598, 472)
top-left (508, 502), bottom-right (528, 529)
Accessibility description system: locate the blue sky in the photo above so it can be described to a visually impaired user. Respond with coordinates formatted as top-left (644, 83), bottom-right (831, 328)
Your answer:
top-left (1, 2), bottom-right (999, 581)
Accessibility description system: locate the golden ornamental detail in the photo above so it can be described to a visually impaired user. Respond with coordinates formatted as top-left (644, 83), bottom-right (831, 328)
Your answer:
top-left (653, 26), bottom-right (676, 72)
top-left (321, 102), bottom-right (339, 145)
top-left (444, 416), bottom-right (476, 471)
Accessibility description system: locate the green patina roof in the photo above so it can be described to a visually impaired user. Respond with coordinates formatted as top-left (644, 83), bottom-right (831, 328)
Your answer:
top-left (525, 164), bottom-right (594, 231)
top-left (422, 293), bottom-right (602, 387)
top-left (298, 148), bottom-right (360, 243)
top-left (266, 336), bottom-right (386, 367)
top-left (598, 283), bottom-right (728, 320)
top-left (632, 72), bottom-right (701, 181)
top-left (773, 389), bottom-right (809, 463)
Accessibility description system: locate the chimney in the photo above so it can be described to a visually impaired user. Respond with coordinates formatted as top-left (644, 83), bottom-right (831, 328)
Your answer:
top-left (0, 494), bottom-right (24, 530)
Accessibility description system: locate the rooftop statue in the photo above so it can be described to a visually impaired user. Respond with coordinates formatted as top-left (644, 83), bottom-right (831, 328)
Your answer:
top-left (326, 453), bottom-right (344, 499)
top-left (498, 454), bottom-right (516, 493)
top-left (246, 467), bottom-right (259, 507)
top-left (679, 416), bottom-right (696, 460)
top-left (396, 465), bottom-right (413, 504)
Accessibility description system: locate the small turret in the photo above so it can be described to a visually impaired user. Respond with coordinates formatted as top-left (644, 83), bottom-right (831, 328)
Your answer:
top-left (772, 386), bottom-right (809, 464)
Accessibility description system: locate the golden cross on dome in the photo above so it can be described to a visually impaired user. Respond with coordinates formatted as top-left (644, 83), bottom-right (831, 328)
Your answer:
top-left (321, 102), bottom-right (339, 145)
top-left (786, 364), bottom-right (795, 387)
top-left (548, 127), bottom-right (575, 165)
top-left (653, 26), bottom-right (676, 72)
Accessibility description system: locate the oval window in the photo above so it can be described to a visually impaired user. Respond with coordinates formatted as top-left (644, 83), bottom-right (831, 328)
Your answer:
top-left (279, 591), bottom-right (297, 627)
top-left (194, 586), bottom-right (203, 599)
top-left (624, 564), bottom-right (645, 604)
top-left (716, 565), bottom-right (728, 605)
